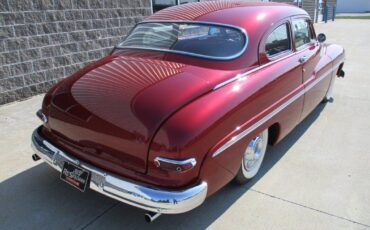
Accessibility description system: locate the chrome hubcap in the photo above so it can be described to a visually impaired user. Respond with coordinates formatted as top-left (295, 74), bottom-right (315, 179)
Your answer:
top-left (243, 134), bottom-right (264, 171)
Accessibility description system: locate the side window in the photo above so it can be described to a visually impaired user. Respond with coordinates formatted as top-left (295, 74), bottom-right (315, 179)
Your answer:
top-left (152, 0), bottom-right (200, 13)
top-left (152, 0), bottom-right (176, 13)
top-left (292, 19), bottom-right (312, 48)
top-left (265, 23), bottom-right (291, 57)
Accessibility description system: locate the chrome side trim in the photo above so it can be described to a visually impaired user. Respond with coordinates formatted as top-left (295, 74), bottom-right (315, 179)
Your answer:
top-left (213, 46), bottom-right (311, 90)
top-left (212, 61), bottom-right (344, 158)
top-left (116, 20), bottom-right (249, 61)
top-left (31, 127), bottom-right (208, 214)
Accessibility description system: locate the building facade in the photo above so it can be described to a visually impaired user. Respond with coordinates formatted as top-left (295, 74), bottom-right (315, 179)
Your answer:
top-left (272, 0), bottom-right (337, 23)
top-left (0, 0), bottom-right (336, 105)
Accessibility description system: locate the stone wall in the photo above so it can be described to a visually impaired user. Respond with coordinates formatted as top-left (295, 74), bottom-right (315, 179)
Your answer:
top-left (0, 0), bottom-right (151, 105)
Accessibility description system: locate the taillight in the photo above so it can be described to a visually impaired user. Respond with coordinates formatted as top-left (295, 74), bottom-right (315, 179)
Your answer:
top-left (36, 109), bottom-right (48, 123)
top-left (154, 157), bottom-right (196, 173)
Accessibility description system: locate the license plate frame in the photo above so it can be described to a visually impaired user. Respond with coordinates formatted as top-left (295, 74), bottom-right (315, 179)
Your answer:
top-left (60, 161), bottom-right (90, 192)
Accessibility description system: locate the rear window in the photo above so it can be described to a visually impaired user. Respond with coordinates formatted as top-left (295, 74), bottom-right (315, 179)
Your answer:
top-left (117, 22), bottom-right (248, 60)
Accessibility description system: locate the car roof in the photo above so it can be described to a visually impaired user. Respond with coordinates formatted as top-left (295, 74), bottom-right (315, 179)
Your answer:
top-left (145, 1), bottom-right (308, 27)
top-left (141, 1), bottom-right (310, 69)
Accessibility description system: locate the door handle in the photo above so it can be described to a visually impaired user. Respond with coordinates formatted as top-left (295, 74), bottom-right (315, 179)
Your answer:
top-left (299, 56), bottom-right (308, 64)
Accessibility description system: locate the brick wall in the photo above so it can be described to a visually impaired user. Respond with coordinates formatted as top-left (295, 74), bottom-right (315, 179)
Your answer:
top-left (0, 0), bottom-right (151, 105)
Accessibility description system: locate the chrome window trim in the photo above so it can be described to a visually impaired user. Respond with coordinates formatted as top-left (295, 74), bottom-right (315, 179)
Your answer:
top-left (212, 60), bottom-right (344, 158)
top-left (116, 20), bottom-right (249, 61)
top-left (295, 41), bottom-right (315, 51)
top-left (266, 49), bottom-right (293, 60)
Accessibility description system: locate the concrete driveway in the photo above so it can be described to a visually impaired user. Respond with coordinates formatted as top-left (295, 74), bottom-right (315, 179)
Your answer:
top-left (1, 19), bottom-right (370, 230)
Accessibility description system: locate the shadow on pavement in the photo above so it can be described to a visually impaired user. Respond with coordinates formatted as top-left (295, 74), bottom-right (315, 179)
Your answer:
top-left (0, 104), bottom-right (326, 230)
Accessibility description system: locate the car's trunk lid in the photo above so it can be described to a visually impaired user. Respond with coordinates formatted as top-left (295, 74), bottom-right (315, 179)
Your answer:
top-left (46, 55), bottom-right (237, 174)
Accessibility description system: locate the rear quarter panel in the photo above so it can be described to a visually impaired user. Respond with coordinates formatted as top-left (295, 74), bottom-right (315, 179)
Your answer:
top-left (149, 53), bottom-right (307, 196)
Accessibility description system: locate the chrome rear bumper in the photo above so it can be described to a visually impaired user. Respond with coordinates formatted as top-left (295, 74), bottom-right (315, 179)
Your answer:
top-left (31, 126), bottom-right (207, 214)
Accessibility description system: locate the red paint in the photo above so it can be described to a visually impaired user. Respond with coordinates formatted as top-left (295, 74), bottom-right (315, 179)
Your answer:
top-left (40, 2), bottom-right (345, 195)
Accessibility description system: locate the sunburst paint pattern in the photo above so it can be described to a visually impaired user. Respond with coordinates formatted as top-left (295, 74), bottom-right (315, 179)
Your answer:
top-left (146, 0), bottom-right (247, 21)
top-left (71, 57), bottom-right (184, 134)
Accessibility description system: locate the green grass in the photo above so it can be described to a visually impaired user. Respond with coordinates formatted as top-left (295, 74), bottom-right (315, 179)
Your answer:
top-left (336, 16), bottom-right (370, 19)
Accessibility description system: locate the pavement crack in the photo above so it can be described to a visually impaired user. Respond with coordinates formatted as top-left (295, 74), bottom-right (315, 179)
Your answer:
top-left (79, 202), bottom-right (119, 230)
top-left (250, 189), bottom-right (370, 228)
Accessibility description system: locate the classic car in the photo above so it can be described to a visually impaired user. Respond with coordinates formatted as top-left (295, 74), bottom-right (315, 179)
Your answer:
top-left (31, 1), bottom-right (345, 222)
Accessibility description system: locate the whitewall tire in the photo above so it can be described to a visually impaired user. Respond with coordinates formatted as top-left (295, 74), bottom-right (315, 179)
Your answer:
top-left (234, 129), bottom-right (268, 184)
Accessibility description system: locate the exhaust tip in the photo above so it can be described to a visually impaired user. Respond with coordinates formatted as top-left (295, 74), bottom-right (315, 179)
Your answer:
top-left (338, 69), bottom-right (345, 78)
top-left (144, 213), bottom-right (152, 223)
top-left (32, 154), bottom-right (41, 161)
top-left (144, 212), bottom-right (161, 223)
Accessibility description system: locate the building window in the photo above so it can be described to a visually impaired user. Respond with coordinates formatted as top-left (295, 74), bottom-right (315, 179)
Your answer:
top-left (152, 0), bottom-right (200, 13)
top-left (179, 0), bottom-right (199, 4)
top-left (293, 0), bottom-right (303, 8)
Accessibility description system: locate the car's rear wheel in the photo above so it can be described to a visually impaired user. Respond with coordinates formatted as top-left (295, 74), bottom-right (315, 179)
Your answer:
top-left (234, 129), bottom-right (268, 185)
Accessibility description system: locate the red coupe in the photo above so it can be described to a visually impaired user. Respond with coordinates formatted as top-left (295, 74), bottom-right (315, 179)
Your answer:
top-left (31, 1), bottom-right (345, 222)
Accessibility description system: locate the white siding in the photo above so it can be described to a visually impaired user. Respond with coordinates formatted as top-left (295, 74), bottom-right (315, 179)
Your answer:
top-left (337, 0), bottom-right (370, 13)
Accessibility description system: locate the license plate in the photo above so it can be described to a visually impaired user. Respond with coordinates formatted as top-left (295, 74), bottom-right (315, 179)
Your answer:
top-left (60, 161), bottom-right (90, 192)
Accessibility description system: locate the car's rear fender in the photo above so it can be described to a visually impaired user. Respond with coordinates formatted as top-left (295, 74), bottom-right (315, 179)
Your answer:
top-left (148, 58), bottom-right (305, 195)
